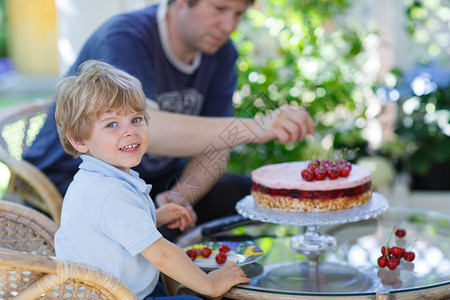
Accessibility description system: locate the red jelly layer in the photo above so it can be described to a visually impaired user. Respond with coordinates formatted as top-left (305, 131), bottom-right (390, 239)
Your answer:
top-left (251, 181), bottom-right (372, 200)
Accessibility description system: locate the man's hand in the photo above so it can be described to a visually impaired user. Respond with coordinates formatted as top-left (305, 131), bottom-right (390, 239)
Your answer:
top-left (155, 191), bottom-right (197, 230)
top-left (253, 105), bottom-right (315, 144)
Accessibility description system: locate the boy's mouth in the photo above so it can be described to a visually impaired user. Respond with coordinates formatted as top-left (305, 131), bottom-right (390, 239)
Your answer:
top-left (119, 143), bottom-right (139, 151)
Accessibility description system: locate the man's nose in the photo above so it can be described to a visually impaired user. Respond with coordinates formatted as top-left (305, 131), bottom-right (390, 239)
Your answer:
top-left (220, 13), bottom-right (238, 34)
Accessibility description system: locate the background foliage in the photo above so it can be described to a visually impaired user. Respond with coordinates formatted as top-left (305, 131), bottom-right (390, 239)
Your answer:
top-left (229, 0), bottom-right (374, 174)
top-left (380, 0), bottom-right (449, 189)
top-left (0, 0), bottom-right (7, 57)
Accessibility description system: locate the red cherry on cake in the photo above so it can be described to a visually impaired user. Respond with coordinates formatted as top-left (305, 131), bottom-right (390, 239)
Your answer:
top-left (346, 162), bottom-right (352, 170)
top-left (301, 169), bottom-right (315, 181)
top-left (336, 159), bottom-right (346, 166)
top-left (309, 164), bottom-right (317, 172)
top-left (314, 169), bottom-right (327, 180)
top-left (308, 160), bottom-right (319, 171)
top-left (328, 168), bottom-right (339, 179)
top-left (339, 165), bottom-right (351, 177)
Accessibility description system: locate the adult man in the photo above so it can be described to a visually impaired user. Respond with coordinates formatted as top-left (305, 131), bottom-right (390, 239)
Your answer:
top-left (25, 0), bottom-right (314, 229)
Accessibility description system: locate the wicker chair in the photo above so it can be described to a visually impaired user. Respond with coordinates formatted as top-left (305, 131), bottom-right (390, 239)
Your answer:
top-left (0, 247), bottom-right (139, 300)
top-left (0, 199), bottom-right (58, 256)
top-left (0, 98), bottom-right (62, 225)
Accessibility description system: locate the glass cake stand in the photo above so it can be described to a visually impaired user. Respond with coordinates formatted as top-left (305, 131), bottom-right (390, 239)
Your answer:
top-left (235, 192), bottom-right (389, 292)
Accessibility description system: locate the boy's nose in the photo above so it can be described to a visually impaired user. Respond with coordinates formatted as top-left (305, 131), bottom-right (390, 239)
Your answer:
top-left (123, 124), bottom-right (137, 136)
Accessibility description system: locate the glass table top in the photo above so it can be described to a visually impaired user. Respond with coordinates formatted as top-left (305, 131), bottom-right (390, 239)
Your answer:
top-left (176, 205), bottom-right (450, 298)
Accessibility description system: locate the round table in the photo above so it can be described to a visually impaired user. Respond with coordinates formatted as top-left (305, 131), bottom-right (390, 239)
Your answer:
top-left (167, 206), bottom-right (450, 299)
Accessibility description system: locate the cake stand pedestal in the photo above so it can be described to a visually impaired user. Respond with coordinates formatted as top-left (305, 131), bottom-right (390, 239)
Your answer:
top-left (290, 225), bottom-right (336, 262)
top-left (236, 192), bottom-right (389, 292)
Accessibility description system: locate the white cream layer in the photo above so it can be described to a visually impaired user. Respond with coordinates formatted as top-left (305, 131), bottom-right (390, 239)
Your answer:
top-left (252, 161), bottom-right (371, 191)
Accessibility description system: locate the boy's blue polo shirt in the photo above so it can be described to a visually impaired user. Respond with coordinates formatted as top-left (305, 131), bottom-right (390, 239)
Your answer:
top-left (55, 155), bottom-right (162, 299)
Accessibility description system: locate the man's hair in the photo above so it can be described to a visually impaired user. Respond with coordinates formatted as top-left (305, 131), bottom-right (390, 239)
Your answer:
top-left (55, 60), bottom-right (149, 157)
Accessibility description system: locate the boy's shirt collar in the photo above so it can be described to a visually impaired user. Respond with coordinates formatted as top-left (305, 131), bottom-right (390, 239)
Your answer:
top-left (78, 154), bottom-right (152, 195)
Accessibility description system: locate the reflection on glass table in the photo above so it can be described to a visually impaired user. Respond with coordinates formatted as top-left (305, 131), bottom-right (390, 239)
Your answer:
top-left (173, 206), bottom-right (450, 299)
top-left (236, 193), bottom-right (388, 262)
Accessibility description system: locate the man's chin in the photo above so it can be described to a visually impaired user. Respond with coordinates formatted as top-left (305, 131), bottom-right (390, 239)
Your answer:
top-left (201, 39), bottom-right (227, 55)
top-left (202, 45), bottom-right (222, 55)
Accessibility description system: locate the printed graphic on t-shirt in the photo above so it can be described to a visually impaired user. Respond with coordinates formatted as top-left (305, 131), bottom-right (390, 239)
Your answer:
top-left (157, 89), bottom-right (204, 115)
top-left (141, 88), bottom-right (204, 172)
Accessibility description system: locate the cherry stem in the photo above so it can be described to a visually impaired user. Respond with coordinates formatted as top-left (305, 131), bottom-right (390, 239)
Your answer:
top-left (387, 226), bottom-right (396, 247)
top-left (384, 226), bottom-right (396, 259)
top-left (406, 238), bottom-right (418, 251)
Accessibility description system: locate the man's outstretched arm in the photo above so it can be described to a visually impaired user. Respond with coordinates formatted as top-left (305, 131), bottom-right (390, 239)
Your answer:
top-left (146, 105), bottom-right (314, 157)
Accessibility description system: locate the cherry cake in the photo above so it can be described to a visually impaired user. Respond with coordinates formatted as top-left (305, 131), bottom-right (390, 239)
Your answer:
top-left (251, 161), bottom-right (373, 212)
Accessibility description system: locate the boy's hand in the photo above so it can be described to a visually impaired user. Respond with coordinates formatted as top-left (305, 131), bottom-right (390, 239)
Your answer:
top-left (156, 191), bottom-right (197, 229)
top-left (155, 203), bottom-right (192, 231)
top-left (207, 262), bottom-right (250, 297)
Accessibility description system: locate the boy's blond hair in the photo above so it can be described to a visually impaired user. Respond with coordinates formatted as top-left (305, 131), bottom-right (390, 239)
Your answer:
top-left (55, 60), bottom-right (149, 157)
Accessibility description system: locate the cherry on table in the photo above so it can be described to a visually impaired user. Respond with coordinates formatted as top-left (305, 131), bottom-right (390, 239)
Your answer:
top-left (381, 246), bottom-right (391, 256)
top-left (395, 228), bottom-right (406, 238)
top-left (387, 259), bottom-right (399, 270)
top-left (403, 251), bottom-right (416, 262)
top-left (377, 256), bottom-right (388, 268)
top-left (391, 246), bottom-right (405, 257)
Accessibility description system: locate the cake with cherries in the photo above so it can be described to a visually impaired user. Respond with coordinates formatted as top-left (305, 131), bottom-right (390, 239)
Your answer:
top-left (251, 161), bottom-right (372, 212)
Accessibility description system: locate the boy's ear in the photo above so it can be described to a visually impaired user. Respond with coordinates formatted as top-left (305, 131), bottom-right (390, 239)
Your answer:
top-left (67, 133), bottom-right (88, 153)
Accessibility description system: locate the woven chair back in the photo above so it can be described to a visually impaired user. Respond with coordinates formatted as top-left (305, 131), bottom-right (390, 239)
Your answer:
top-left (0, 98), bottom-right (62, 225)
top-left (0, 248), bottom-right (138, 300)
top-left (0, 199), bottom-right (58, 256)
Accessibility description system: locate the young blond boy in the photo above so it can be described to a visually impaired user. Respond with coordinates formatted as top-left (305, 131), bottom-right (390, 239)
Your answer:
top-left (54, 60), bottom-right (249, 299)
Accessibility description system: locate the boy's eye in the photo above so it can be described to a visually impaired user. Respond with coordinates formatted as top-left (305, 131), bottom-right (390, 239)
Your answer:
top-left (132, 117), bottom-right (142, 124)
top-left (106, 122), bottom-right (118, 128)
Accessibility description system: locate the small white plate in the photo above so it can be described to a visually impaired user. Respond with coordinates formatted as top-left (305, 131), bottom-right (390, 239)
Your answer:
top-left (183, 241), bottom-right (264, 271)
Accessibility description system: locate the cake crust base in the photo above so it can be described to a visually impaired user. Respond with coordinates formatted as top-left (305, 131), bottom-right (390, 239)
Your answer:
top-left (252, 190), bottom-right (373, 212)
